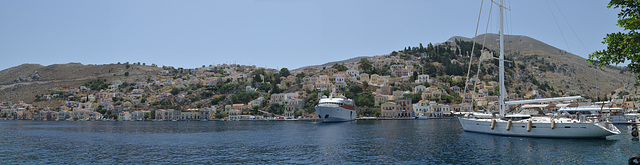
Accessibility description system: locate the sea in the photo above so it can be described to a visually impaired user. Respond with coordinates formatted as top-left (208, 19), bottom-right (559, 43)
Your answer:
top-left (0, 119), bottom-right (638, 164)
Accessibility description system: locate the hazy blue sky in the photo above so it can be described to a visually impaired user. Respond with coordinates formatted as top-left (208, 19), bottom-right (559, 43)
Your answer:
top-left (0, 0), bottom-right (622, 71)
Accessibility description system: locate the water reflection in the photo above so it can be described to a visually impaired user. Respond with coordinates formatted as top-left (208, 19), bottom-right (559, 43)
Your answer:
top-left (0, 120), bottom-right (637, 164)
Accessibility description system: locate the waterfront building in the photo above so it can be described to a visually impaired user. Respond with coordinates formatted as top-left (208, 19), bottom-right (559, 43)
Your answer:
top-left (395, 99), bottom-right (413, 118)
top-left (180, 109), bottom-right (200, 121)
top-left (73, 109), bottom-right (89, 120)
top-left (413, 100), bottom-right (431, 117)
top-left (284, 104), bottom-right (295, 119)
top-left (131, 110), bottom-right (149, 120)
top-left (118, 111), bottom-right (131, 121)
top-left (59, 110), bottom-right (72, 120)
top-left (429, 104), bottom-right (444, 117)
top-left (380, 102), bottom-right (396, 118)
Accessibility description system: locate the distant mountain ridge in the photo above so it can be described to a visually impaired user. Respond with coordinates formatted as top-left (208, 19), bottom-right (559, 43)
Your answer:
top-left (293, 56), bottom-right (370, 70)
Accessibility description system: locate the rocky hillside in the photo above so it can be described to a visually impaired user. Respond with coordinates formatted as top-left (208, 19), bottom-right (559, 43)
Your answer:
top-left (294, 56), bottom-right (369, 70)
top-left (452, 34), bottom-right (634, 99)
top-left (0, 63), bottom-right (165, 105)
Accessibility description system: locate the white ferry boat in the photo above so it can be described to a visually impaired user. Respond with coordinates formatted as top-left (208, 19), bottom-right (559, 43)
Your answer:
top-left (315, 95), bottom-right (356, 122)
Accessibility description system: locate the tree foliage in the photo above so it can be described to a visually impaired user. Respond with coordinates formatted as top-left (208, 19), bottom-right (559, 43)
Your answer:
top-left (83, 79), bottom-right (110, 91)
top-left (170, 88), bottom-right (182, 95)
top-left (359, 58), bottom-right (373, 74)
top-left (589, 0), bottom-right (640, 79)
top-left (402, 92), bottom-right (422, 103)
top-left (355, 93), bottom-right (374, 107)
top-left (254, 74), bottom-right (263, 83)
top-left (268, 103), bottom-right (284, 115)
top-left (231, 91), bottom-right (259, 104)
top-left (332, 64), bottom-right (348, 72)
top-left (210, 95), bottom-right (226, 105)
top-left (215, 113), bottom-right (225, 119)
top-left (280, 68), bottom-right (291, 77)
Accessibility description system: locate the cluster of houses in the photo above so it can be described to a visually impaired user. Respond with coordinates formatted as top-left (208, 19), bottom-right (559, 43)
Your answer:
top-left (4, 46), bottom-right (640, 121)
top-left (0, 100), bottom-right (224, 121)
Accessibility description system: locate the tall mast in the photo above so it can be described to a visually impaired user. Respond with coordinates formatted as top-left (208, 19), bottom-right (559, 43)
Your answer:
top-left (498, 0), bottom-right (506, 117)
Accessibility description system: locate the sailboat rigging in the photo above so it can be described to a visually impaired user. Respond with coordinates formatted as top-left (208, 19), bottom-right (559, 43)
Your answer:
top-left (457, 0), bottom-right (620, 138)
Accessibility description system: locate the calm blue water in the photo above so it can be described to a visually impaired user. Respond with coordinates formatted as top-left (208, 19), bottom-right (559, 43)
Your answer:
top-left (0, 119), bottom-right (638, 164)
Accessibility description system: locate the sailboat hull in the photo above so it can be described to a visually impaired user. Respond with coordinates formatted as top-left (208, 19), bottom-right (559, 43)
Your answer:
top-left (458, 118), bottom-right (619, 138)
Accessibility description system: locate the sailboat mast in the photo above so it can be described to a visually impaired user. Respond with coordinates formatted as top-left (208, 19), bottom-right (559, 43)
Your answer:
top-left (498, 0), bottom-right (506, 117)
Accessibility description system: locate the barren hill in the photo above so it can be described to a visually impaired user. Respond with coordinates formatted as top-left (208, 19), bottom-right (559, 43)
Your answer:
top-left (452, 33), bottom-right (634, 99)
top-left (0, 63), bottom-right (165, 105)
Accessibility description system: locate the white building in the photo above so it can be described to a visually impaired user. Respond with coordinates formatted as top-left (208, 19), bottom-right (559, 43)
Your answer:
top-left (345, 69), bottom-right (359, 81)
top-left (416, 74), bottom-right (431, 83)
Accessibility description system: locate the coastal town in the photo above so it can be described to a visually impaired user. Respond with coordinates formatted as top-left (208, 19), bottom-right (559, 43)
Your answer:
top-left (1, 40), bottom-right (637, 122)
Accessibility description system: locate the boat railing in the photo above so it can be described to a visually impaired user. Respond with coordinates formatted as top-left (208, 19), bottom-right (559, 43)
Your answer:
top-left (554, 112), bottom-right (611, 123)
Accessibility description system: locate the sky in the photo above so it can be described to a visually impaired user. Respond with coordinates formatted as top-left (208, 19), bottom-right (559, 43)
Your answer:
top-left (0, 0), bottom-right (623, 71)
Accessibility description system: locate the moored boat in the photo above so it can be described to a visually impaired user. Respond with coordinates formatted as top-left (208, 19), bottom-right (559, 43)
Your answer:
top-left (415, 114), bottom-right (429, 120)
top-left (315, 95), bottom-right (356, 122)
top-left (459, 114), bottom-right (620, 138)
top-left (458, 0), bottom-right (619, 138)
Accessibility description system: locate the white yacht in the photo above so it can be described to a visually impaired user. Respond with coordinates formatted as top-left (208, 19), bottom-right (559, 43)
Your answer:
top-left (458, 0), bottom-right (620, 138)
top-left (315, 95), bottom-right (356, 122)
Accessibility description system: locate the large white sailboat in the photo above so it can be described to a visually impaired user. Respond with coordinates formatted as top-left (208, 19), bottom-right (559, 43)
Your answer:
top-left (458, 0), bottom-right (620, 138)
top-left (460, 96), bottom-right (620, 138)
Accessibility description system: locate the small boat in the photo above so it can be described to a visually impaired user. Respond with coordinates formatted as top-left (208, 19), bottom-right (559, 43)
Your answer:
top-left (415, 114), bottom-right (429, 120)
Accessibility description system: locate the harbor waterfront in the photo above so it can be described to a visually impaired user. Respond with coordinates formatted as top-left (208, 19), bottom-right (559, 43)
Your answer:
top-left (0, 119), bottom-right (638, 164)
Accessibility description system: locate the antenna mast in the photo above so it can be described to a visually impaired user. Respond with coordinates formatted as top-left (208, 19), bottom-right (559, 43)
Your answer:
top-left (496, 0), bottom-right (508, 117)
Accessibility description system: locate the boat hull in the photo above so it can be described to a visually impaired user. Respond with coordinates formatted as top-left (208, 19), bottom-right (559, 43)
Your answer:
top-left (458, 118), bottom-right (619, 138)
top-left (316, 106), bottom-right (356, 122)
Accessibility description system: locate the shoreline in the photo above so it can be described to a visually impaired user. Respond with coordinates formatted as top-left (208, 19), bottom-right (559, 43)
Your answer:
top-left (0, 117), bottom-right (458, 122)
